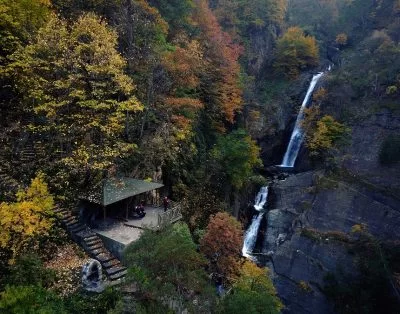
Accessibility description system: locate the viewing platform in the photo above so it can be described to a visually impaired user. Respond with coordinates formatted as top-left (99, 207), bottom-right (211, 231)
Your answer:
top-left (92, 204), bottom-right (182, 259)
top-left (77, 177), bottom-right (182, 259)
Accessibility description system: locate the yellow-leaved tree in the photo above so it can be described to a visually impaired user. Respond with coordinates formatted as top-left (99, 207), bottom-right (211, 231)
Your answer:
top-left (11, 13), bottom-right (143, 172)
top-left (0, 173), bottom-right (54, 263)
top-left (274, 27), bottom-right (319, 79)
top-left (307, 115), bottom-right (349, 154)
top-left (219, 261), bottom-right (283, 313)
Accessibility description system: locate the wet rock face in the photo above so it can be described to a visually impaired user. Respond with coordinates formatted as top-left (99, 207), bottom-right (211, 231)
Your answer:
top-left (246, 26), bottom-right (276, 76)
top-left (270, 234), bottom-right (354, 314)
top-left (343, 110), bottom-right (400, 192)
top-left (263, 170), bottom-right (400, 314)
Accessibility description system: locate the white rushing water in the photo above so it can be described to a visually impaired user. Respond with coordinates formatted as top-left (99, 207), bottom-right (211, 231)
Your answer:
top-left (242, 186), bottom-right (269, 258)
top-left (254, 186), bottom-right (269, 211)
top-left (281, 72), bottom-right (324, 167)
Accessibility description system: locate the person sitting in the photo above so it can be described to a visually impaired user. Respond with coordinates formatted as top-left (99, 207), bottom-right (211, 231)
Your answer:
top-left (135, 202), bottom-right (146, 218)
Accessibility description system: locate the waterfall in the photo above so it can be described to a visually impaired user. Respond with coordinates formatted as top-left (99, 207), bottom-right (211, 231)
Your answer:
top-left (254, 186), bottom-right (269, 211)
top-left (281, 72), bottom-right (324, 167)
top-left (242, 214), bottom-right (263, 258)
top-left (242, 186), bottom-right (269, 258)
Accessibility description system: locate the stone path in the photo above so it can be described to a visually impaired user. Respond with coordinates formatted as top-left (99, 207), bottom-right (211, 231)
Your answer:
top-left (55, 208), bottom-right (127, 287)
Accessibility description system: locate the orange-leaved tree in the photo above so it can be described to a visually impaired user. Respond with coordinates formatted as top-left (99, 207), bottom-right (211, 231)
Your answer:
top-left (193, 0), bottom-right (243, 125)
top-left (200, 212), bottom-right (243, 282)
top-left (162, 38), bottom-right (205, 140)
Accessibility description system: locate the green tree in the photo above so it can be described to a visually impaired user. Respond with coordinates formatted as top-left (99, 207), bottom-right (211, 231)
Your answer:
top-left (211, 129), bottom-right (262, 189)
top-left (219, 261), bottom-right (283, 314)
top-left (148, 0), bottom-right (194, 34)
top-left (0, 285), bottom-right (66, 313)
top-left (5, 254), bottom-right (55, 287)
top-left (274, 26), bottom-right (319, 79)
top-left (0, 0), bottom-right (50, 61)
top-left (124, 222), bottom-right (214, 313)
top-left (0, 0), bottom-right (50, 122)
top-left (51, 0), bottom-right (121, 19)
top-left (286, 0), bottom-right (340, 43)
top-left (0, 173), bottom-right (54, 263)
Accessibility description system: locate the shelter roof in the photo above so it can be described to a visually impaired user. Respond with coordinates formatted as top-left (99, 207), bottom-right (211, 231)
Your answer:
top-left (81, 178), bottom-right (163, 206)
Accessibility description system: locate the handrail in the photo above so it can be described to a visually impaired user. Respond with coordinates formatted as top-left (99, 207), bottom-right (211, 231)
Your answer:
top-left (157, 204), bottom-right (183, 229)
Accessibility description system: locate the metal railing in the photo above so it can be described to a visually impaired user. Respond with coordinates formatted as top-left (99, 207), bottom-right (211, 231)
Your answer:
top-left (157, 204), bottom-right (183, 229)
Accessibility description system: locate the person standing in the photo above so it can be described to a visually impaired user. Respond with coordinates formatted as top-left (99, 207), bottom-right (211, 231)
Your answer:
top-left (163, 196), bottom-right (169, 212)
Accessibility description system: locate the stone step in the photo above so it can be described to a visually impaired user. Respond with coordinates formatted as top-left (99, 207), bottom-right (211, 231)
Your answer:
top-left (90, 248), bottom-right (107, 256)
top-left (102, 259), bottom-right (120, 269)
top-left (63, 216), bottom-right (76, 224)
top-left (105, 266), bottom-right (127, 276)
top-left (20, 156), bottom-right (35, 161)
top-left (109, 270), bottom-right (127, 281)
top-left (77, 231), bottom-right (97, 240)
top-left (84, 234), bottom-right (98, 240)
top-left (96, 254), bottom-right (114, 263)
top-left (108, 277), bottom-right (125, 287)
top-left (60, 215), bottom-right (73, 222)
top-left (87, 243), bottom-right (103, 251)
top-left (66, 220), bottom-right (79, 228)
top-left (54, 208), bottom-right (65, 214)
top-left (0, 180), bottom-right (18, 187)
top-left (20, 151), bottom-right (35, 156)
top-left (57, 210), bottom-right (70, 217)
top-left (85, 238), bottom-right (102, 246)
top-left (70, 224), bottom-right (86, 233)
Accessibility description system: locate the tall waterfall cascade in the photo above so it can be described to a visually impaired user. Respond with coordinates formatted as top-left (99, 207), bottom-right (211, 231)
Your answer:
top-left (242, 186), bottom-right (269, 258)
top-left (281, 72), bottom-right (324, 167)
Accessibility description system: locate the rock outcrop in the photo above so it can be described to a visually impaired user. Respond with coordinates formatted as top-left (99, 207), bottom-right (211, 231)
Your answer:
top-left (263, 167), bottom-right (400, 313)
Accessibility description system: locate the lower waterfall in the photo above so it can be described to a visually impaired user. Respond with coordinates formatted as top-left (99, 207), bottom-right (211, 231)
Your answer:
top-left (242, 186), bottom-right (269, 258)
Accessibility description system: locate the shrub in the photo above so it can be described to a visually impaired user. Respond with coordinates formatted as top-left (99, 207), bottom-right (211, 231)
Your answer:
top-left (335, 33), bottom-right (348, 46)
top-left (298, 280), bottom-right (313, 293)
top-left (0, 285), bottom-right (65, 313)
top-left (5, 254), bottom-right (55, 288)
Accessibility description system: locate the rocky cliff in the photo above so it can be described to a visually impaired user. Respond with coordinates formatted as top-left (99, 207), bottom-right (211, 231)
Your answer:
top-left (261, 109), bottom-right (400, 313)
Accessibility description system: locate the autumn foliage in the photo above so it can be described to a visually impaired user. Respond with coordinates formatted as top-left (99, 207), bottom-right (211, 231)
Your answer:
top-left (200, 212), bottom-right (243, 282)
top-left (220, 261), bottom-right (283, 313)
top-left (194, 0), bottom-right (243, 124)
top-left (0, 173), bottom-right (54, 263)
top-left (274, 27), bottom-right (319, 79)
top-left (336, 33), bottom-right (348, 46)
top-left (306, 115), bottom-right (349, 155)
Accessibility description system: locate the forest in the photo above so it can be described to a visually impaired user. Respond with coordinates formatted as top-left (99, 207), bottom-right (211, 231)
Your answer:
top-left (0, 0), bottom-right (399, 313)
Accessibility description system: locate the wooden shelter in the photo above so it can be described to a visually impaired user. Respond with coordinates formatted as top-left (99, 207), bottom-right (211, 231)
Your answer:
top-left (80, 177), bottom-right (164, 220)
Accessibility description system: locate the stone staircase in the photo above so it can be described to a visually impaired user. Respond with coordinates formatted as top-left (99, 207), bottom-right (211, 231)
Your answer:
top-left (55, 208), bottom-right (127, 286)
top-left (0, 136), bottom-right (19, 197)
top-left (0, 165), bottom-right (19, 192)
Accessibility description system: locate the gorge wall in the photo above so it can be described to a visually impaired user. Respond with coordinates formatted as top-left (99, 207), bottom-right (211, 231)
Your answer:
top-left (259, 109), bottom-right (400, 313)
